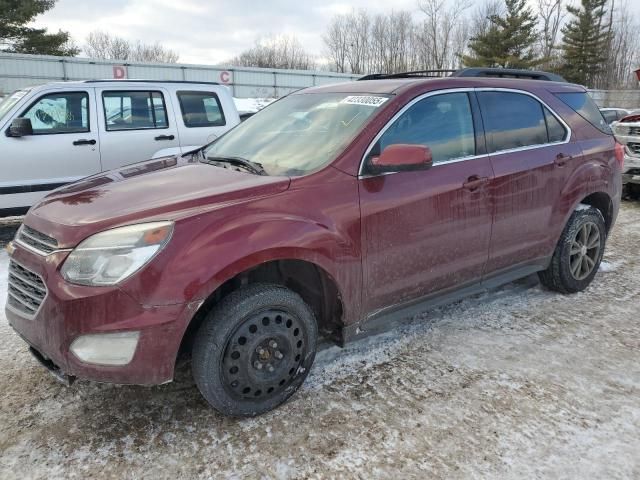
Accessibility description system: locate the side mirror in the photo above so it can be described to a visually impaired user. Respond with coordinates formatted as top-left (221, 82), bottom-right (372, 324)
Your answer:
top-left (7, 117), bottom-right (33, 137)
top-left (370, 144), bottom-right (433, 173)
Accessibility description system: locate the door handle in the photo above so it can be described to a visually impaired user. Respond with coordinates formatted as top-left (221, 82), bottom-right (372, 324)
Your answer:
top-left (155, 134), bottom-right (175, 141)
top-left (72, 139), bottom-right (96, 146)
top-left (555, 153), bottom-right (572, 167)
top-left (463, 175), bottom-right (489, 191)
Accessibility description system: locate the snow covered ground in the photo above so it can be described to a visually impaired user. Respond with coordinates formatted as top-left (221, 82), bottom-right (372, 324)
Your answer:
top-left (1, 203), bottom-right (639, 478)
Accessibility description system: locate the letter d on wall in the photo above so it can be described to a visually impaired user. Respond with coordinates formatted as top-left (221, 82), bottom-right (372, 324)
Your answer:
top-left (113, 65), bottom-right (128, 79)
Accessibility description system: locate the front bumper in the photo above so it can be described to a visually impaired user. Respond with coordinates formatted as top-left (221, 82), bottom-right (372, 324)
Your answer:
top-left (5, 242), bottom-right (196, 385)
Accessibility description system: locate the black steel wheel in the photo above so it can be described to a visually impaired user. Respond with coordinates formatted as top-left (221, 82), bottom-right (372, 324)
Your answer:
top-left (222, 309), bottom-right (311, 401)
top-left (192, 283), bottom-right (317, 416)
top-left (538, 206), bottom-right (606, 294)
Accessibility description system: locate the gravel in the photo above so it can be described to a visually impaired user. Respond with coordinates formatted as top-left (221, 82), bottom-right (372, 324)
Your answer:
top-left (0, 202), bottom-right (639, 479)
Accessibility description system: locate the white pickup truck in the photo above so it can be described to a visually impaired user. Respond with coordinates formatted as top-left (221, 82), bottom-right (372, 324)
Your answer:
top-left (612, 111), bottom-right (640, 199)
top-left (0, 80), bottom-right (240, 214)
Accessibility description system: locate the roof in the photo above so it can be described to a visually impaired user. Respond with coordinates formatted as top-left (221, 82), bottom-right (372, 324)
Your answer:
top-left (298, 76), bottom-right (584, 96)
top-left (27, 80), bottom-right (225, 90)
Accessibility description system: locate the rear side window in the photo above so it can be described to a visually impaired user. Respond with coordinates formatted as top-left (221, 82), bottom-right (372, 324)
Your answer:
top-left (375, 92), bottom-right (475, 164)
top-left (177, 91), bottom-right (226, 127)
top-left (21, 92), bottom-right (89, 134)
top-left (103, 91), bottom-right (168, 131)
top-left (477, 92), bottom-right (549, 153)
top-left (555, 92), bottom-right (610, 134)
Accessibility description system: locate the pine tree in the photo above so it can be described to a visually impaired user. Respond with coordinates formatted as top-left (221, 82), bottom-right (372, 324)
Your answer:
top-left (0, 0), bottom-right (78, 56)
top-left (462, 0), bottom-right (541, 68)
top-left (560, 0), bottom-right (610, 87)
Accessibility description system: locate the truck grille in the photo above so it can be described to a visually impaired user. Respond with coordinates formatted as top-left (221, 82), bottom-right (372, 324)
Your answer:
top-left (630, 127), bottom-right (640, 136)
top-left (17, 225), bottom-right (59, 254)
top-left (7, 260), bottom-right (47, 318)
top-left (629, 143), bottom-right (640, 155)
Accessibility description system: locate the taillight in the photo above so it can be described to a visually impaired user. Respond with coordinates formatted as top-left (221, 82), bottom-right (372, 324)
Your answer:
top-left (620, 114), bottom-right (640, 123)
top-left (614, 142), bottom-right (625, 168)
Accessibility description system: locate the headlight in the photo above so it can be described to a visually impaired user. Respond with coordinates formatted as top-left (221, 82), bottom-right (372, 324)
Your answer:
top-left (61, 222), bottom-right (173, 286)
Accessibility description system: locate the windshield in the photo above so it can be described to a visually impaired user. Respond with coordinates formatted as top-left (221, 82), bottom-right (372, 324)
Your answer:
top-left (0, 89), bottom-right (30, 122)
top-left (203, 93), bottom-right (389, 176)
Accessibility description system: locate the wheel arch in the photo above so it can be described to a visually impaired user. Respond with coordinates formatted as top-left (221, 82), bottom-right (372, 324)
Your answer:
top-left (177, 256), bottom-right (346, 360)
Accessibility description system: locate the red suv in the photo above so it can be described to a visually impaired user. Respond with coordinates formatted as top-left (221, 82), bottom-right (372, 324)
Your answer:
top-left (6, 69), bottom-right (623, 416)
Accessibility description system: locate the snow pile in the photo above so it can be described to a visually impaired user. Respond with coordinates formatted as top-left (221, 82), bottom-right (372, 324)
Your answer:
top-left (233, 97), bottom-right (275, 114)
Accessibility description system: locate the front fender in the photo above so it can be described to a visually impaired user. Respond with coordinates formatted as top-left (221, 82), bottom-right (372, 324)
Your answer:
top-left (118, 168), bottom-right (363, 326)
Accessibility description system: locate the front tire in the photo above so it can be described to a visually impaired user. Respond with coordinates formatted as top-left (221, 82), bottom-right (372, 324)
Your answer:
top-left (192, 283), bottom-right (318, 417)
top-left (538, 206), bottom-right (606, 294)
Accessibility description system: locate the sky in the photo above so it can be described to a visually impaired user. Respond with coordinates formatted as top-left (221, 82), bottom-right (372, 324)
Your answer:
top-left (33, 0), bottom-right (422, 65)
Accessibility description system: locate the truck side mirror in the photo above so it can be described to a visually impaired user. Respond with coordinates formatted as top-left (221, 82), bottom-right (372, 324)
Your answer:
top-left (7, 117), bottom-right (33, 137)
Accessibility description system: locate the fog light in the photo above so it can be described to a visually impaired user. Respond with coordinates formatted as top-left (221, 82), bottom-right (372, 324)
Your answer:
top-left (70, 332), bottom-right (140, 366)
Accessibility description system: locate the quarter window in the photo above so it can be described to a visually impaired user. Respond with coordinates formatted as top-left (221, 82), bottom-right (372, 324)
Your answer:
top-left (477, 92), bottom-right (550, 153)
top-left (103, 91), bottom-right (168, 131)
top-left (21, 92), bottom-right (89, 134)
top-left (177, 91), bottom-right (226, 127)
top-left (373, 92), bottom-right (475, 165)
top-left (555, 92), bottom-right (610, 134)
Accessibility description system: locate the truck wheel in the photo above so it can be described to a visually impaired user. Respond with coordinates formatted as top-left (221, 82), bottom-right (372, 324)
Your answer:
top-left (192, 283), bottom-right (318, 417)
top-left (538, 206), bottom-right (606, 294)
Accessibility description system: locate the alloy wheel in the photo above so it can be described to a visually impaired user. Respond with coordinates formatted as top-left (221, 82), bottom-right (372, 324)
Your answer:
top-left (569, 221), bottom-right (601, 280)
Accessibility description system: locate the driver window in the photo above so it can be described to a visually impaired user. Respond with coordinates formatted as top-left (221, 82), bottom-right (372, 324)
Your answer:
top-left (373, 92), bottom-right (475, 165)
top-left (22, 92), bottom-right (89, 134)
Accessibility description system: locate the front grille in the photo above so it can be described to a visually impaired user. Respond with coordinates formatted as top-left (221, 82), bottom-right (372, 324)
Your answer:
top-left (629, 126), bottom-right (640, 136)
top-left (629, 143), bottom-right (640, 155)
top-left (7, 260), bottom-right (47, 318)
top-left (17, 225), bottom-right (58, 254)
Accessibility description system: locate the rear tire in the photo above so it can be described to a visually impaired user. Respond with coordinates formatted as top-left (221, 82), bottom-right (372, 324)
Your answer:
top-left (538, 206), bottom-right (606, 294)
top-left (192, 283), bottom-right (317, 417)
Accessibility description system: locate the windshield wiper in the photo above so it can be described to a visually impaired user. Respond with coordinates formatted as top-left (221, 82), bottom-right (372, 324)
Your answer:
top-left (203, 155), bottom-right (267, 175)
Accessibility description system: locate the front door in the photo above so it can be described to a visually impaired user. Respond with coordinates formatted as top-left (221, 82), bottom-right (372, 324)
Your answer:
top-left (359, 91), bottom-right (494, 316)
top-left (1, 88), bottom-right (102, 209)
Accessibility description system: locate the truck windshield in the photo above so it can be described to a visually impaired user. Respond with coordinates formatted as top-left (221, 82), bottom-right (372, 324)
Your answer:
top-left (203, 93), bottom-right (389, 176)
top-left (0, 89), bottom-right (30, 122)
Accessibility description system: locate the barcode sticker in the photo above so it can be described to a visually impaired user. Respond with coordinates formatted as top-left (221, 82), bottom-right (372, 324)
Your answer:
top-left (340, 96), bottom-right (389, 107)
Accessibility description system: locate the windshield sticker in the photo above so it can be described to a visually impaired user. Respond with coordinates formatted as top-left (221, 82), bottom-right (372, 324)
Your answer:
top-left (340, 96), bottom-right (388, 107)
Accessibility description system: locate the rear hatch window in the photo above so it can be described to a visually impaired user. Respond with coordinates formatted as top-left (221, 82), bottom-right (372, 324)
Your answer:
top-left (554, 92), bottom-right (611, 134)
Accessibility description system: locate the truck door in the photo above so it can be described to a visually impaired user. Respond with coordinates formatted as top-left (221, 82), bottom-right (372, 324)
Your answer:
top-left (96, 87), bottom-right (181, 171)
top-left (1, 87), bottom-right (101, 209)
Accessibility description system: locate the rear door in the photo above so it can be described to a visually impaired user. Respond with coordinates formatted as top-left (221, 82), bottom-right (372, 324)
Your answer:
top-left (96, 87), bottom-right (181, 171)
top-left (476, 89), bottom-right (580, 275)
top-left (1, 87), bottom-right (101, 209)
top-left (359, 90), bottom-right (494, 315)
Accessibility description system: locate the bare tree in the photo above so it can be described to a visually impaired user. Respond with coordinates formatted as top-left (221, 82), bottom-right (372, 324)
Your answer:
top-left (417, 0), bottom-right (472, 70)
top-left (84, 31), bottom-right (179, 63)
top-left (323, 16), bottom-right (350, 73)
top-left (536, 0), bottom-right (566, 67)
top-left (229, 35), bottom-right (315, 70)
top-left (600, 0), bottom-right (640, 88)
top-left (345, 10), bottom-right (371, 74)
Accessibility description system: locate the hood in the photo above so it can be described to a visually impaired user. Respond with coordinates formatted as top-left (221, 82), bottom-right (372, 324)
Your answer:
top-left (26, 155), bottom-right (290, 247)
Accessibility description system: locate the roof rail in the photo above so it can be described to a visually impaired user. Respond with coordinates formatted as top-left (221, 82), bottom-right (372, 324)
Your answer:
top-left (83, 79), bottom-right (220, 85)
top-left (358, 70), bottom-right (456, 81)
top-left (451, 68), bottom-right (566, 82)
top-left (358, 67), bottom-right (566, 83)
